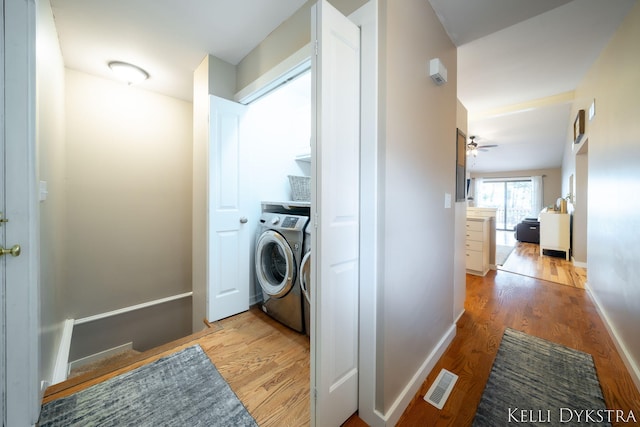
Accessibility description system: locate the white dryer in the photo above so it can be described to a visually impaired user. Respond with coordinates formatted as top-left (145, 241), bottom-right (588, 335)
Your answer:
top-left (255, 212), bottom-right (308, 332)
top-left (300, 222), bottom-right (312, 336)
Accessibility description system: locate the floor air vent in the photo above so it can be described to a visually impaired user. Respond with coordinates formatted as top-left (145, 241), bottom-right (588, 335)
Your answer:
top-left (423, 369), bottom-right (458, 409)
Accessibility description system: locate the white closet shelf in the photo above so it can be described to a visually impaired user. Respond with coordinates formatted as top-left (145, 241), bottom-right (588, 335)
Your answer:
top-left (295, 153), bottom-right (311, 162)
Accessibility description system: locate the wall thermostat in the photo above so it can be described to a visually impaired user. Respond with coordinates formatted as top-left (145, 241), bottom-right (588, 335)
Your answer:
top-left (429, 58), bottom-right (448, 85)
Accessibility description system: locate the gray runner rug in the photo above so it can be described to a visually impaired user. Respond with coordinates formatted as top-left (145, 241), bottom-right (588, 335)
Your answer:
top-left (38, 344), bottom-right (258, 427)
top-left (473, 328), bottom-right (610, 427)
top-left (495, 244), bottom-right (514, 266)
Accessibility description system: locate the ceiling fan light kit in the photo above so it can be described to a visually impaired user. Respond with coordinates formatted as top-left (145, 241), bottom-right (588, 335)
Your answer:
top-left (466, 136), bottom-right (498, 157)
top-left (467, 136), bottom-right (479, 157)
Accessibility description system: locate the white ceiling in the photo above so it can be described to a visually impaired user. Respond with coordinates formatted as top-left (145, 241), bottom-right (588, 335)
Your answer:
top-left (430, 0), bottom-right (636, 172)
top-left (50, 0), bottom-right (307, 102)
top-left (50, 0), bottom-right (636, 173)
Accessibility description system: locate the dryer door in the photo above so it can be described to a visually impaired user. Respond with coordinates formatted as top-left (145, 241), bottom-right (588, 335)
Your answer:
top-left (299, 251), bottom-right (311, 304)
top-left (255, 230), bottom-right (296, 298)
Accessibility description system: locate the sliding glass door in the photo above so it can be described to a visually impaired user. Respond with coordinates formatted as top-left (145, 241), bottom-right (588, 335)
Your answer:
top-left (476, 180), bottom-right (533, 230)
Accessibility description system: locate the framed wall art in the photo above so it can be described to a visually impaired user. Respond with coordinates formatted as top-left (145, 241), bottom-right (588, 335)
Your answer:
top-left (574, 109), bottom-right (585, 144)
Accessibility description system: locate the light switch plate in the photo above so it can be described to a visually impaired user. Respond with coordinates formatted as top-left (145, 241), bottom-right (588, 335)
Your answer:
top-left (39, 181), bottom-right (48, 202)
top-left (445, 192), bottom-right (452, 208)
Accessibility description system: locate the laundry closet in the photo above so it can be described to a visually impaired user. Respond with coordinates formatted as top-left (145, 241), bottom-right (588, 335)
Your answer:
top-left (191, 61), bottom-right (313, 334)
top-left (241, 70), bottom-right (313, 333)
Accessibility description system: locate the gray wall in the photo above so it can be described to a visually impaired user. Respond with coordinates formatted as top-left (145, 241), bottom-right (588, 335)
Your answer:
top-left (454, 101), bottom-right (468, 322)
top-left (378, 0), bottom-right (457, 413)
top-left (37, 0), bottom-right (195, 381)
top-left (36, 0), bottom-right (67, 389)
top-left (64, 69), bottom-right (193, 358)
top-left (561, 1), bottom-right (640, 388)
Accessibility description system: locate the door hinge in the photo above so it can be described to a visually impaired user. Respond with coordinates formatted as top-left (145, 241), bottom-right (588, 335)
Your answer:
top-left (314, 213), bottom-right (319, 229)
top-left (314, 40), bottom-right (318, 56)
top-left (313, 388), bottom-right (318, 401)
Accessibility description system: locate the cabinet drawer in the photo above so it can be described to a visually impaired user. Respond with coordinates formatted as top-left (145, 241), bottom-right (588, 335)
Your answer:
top-left (466, 250), bottom-right (483, 271)
top-left (465, 240), bottom-right (483, 251)
top-left (466, 220), bottom-right (484, 232)
top-left (465, 230), bottom-right (484, 242)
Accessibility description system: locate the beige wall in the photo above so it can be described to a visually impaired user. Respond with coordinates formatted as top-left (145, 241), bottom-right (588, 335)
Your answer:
top-left (379, 0), bottom-right (457, 413)
top-left (65, 69), bottom-right (193, 357)
top-left (562, 1), bottom-right (640, 388)
top-left (454, 101), bottom-right (468, 323)
top-left (36, 0), bottom-right (67, 387)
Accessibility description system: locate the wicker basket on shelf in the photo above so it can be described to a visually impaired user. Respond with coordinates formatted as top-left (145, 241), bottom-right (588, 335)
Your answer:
top-left (288, 175), bottom-right (311, 201)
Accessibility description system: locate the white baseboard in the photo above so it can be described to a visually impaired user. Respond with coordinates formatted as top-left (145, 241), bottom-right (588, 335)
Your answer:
top-left (51, 319), bottom-right (75, 385)
top-left (380, 324), bottom-right (457, 427)
top-left (74, 292), bottom-right (192, 325)
top-left (586, 284), bottom-right (640, 392)
top-left (572, 258), bottom-right (587, 268)
top-left (454, 309), bottom-right (465, 324)
top-left (68, 342), bottom-right (134, 374)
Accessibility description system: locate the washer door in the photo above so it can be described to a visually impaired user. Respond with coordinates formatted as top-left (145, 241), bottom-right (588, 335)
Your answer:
top-left (255, 230), bottom-right (296, 298)
top-left (299, 251), bottom-right (311, 304)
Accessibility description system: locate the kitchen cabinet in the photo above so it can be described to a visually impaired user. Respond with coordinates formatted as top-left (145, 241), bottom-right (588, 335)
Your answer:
top-left (466, 217), bottom-right (490, 276)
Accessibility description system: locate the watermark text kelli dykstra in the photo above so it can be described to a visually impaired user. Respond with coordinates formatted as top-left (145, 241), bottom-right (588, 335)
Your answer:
top-left (507, 407), bottom-right (637, 423)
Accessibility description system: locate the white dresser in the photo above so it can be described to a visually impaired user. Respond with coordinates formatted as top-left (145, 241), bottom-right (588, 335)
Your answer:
top-left (539, 212), bottom-right (570, 260)
top-left (466, 217), bottom-right (490, 276)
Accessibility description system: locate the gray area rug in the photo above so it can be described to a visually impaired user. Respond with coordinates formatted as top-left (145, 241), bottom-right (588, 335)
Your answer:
top-left (495, 244), bottom-right (514, 266)
top-left (473, 329), bottom-right (609, 427)
top-left (38, 345), bottom-right (258, 427)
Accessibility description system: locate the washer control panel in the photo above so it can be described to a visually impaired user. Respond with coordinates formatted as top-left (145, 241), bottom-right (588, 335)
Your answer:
top-left (281, 216), bottom-right (299, 228)
top-left (260, 213), bottom-right (307, 231)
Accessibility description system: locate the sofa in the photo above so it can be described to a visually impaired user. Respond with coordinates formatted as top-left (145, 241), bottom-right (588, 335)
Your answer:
top-left (515, 218), bottom-right (540, 243)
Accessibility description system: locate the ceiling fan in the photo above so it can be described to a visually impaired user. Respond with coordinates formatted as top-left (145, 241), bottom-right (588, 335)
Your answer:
top-left (466, 136), bottom-right (497, 157)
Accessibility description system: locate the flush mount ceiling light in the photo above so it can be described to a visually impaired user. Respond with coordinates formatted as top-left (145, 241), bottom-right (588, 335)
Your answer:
top-left (108, 61), bottom-right (149, 85)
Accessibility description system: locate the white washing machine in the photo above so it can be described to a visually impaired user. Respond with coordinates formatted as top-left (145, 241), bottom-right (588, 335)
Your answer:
top-left (255, 212), bottom-right (308, 332)
top-left (300, 222), bottom-right (312, 336)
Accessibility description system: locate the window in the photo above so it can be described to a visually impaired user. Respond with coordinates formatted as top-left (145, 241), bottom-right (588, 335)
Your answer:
top-left (476, 179), bottom-right (534, 230)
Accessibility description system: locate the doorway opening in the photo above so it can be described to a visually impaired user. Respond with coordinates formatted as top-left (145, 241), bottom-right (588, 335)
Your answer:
top-left (240, 68), bottom-right (312, 307)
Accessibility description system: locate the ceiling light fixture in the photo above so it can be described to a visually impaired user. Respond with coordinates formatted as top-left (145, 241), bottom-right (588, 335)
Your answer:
top-left (108, 61), bottom-right (149, 85)
top-left (467, 137), bottom-right (479, 157)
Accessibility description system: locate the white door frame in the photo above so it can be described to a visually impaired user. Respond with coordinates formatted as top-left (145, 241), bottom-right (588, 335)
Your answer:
top-left (3, 0), bottom-right (41, 425)
top-left (348, 2), bottom-right (380, 425)
top-left (1, 0), bottom-right (5, 419)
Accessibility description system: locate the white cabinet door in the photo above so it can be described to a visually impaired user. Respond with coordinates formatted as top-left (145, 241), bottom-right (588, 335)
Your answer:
top-left (311, 1), bottom-right (361, 425)
top-left (208, 96), bottom-right (250, 321)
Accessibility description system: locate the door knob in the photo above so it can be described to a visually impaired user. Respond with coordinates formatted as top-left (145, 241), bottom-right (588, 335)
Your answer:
top-left (0, 244), bottom-right (21, 257)
top-left (239, 217), bottom-right (248, 224)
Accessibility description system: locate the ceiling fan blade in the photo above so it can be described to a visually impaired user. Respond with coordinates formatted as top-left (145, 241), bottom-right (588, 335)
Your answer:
top-left (477, 144), bottom-right (498, 149)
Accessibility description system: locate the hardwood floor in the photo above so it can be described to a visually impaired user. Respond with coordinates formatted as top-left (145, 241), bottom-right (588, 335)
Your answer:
top-left (43, 306), bottom-right (310, 427)
top-left (393, 270), bottom-right (640, 427)
top-left (44, 263), bottom-right (635, 427)
top-left (499, 240), bottom-right (587, 289)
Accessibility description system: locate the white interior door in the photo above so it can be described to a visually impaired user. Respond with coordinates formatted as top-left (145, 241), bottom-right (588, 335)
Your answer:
top-left (3, 0), bottom-right (39, 424)
top-left (207, 95), bottom-right (250, 322)
top-left (311, 1), bottom-right (361, 425)
top-left (1, 3), bottom-right (5, 418)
